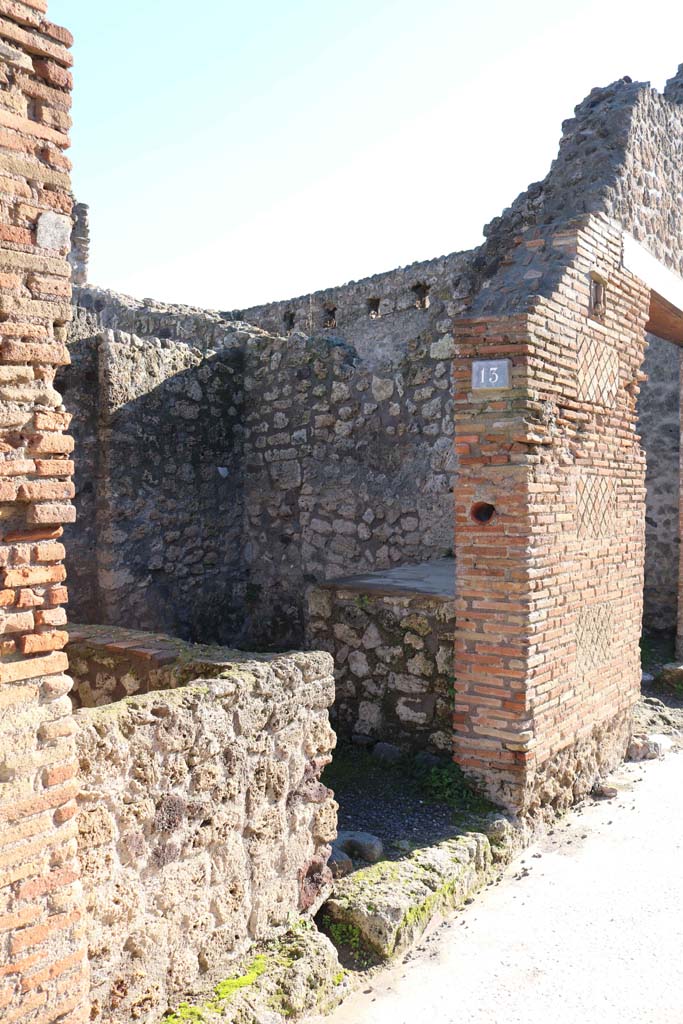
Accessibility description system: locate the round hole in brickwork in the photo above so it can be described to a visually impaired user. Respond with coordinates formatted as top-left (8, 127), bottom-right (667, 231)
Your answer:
top-left (470, 502), bottom-right (496, 525)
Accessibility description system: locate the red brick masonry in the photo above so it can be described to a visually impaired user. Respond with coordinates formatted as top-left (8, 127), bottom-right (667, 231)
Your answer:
top-left (0, 2), bottom-right (88, 1022)
top-left (453, 216), bottom-right (649, 816)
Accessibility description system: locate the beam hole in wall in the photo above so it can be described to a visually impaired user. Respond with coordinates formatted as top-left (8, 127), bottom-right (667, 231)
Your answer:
top-left (322, 305), bottom-right (337, 329)
top-left (283, 310), bottom-right (295, 333)
top-left (589, 273), bottom-right (607, 321)
top-left (470, 501), bottom-right (496, 525)
top-left (367, 297), bottom-right (381, 319)
top-left (412, 282), bottom-right (430, 310)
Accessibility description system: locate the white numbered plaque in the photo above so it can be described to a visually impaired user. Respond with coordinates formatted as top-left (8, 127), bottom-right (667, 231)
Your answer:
top-left (472, 359), bottom-right (511, 390)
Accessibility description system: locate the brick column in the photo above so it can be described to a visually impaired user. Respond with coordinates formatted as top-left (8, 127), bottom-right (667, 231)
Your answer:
top-left (453, 217), bottom-right (649, 816)
top-left (0, 3), bottom-right (89, 1022)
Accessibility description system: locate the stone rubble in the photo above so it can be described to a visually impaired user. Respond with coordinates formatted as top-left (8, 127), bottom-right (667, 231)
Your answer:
top-left (334, 831), bottom-right (385, 865)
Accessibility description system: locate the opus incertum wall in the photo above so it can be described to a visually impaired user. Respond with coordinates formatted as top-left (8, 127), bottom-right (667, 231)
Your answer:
top-left (0, 3), bottom-right (89, 1023)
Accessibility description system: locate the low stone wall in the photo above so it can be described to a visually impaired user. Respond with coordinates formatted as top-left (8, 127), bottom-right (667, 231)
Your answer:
top-left (305, 565), bottom-right (455, 754)
top-left (69, 626), bottom-right (337, 1024)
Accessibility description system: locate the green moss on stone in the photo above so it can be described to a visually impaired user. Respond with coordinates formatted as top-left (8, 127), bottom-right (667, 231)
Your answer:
top-left (212, 954), bottom-right (268, 1000)
top-left (163, 1004), bottom-right (208, 1023)
top-left (395, 876), bottom-right (463, 950)
top-left (163, 954), bottom-right (270, 1022)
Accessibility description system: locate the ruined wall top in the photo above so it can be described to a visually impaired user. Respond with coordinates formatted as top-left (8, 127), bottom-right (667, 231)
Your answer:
top-left (228, 68), bottom-right (683, 333)
top-left (663, 63), bottom-right (683, 104)
top-left (227, 249), bottom-right (473, 365)
top-left (479, 73), bottom-right (683, 285)
top-left (68, 200), bottom-right (89, 286)
top-left (73, 65), bottom-right (683, 359)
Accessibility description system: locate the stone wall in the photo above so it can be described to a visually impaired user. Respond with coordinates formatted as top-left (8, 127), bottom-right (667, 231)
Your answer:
top-left (638, 334), bottom-right (680, 635)
top-left (232, 251), bottom-right (472, 367)
top-left (61, 328), bottom-right (246, 642)
top-left (241, 324), bottom-right (455, 647)
top-left (305, 564), bottom-right (454, 753)
top-left (0, 5), bottom-right (90, 1023)
top-left (224, 243), bottom-right (469, 648)
top-left (64, 288), bottom-right (457, 647)
top-left (72, 286), bottom-right (240, 354)
top-left (69, 625), bottom-right (336, 1024)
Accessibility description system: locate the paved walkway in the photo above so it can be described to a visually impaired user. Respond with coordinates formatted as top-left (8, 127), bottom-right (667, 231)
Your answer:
top-left (320, 753), bottom-right (683, 1024)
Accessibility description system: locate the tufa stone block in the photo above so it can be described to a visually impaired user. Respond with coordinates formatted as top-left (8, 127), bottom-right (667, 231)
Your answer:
top-left (36, 211), bottom-right (72, 251)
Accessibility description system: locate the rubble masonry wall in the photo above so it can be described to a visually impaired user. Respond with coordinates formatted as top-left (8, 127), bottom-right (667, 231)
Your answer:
top-left (64, 285), bottom-right (459, 647)
top-left (305, 581), bottom-right (455, 753)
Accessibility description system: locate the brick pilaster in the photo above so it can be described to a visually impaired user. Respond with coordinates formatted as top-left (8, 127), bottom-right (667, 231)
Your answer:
top-left (452, 315), bottom-right (535, 810)
top-left (453, 217), bottom-right (650, 815)
top-left (0, 2), bottom-right (88, 1021)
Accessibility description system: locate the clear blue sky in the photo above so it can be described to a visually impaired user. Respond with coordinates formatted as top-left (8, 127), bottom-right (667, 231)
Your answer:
top-left (49, 0), bottom-right (683, 310)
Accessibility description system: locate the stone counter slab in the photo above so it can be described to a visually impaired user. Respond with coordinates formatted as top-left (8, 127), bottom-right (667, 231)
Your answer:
top-left (320, 558), bottom-right (455, 600)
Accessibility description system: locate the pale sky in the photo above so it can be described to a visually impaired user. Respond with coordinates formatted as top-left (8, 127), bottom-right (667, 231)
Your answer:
top-left (50, 0), bottom-right (683, 311)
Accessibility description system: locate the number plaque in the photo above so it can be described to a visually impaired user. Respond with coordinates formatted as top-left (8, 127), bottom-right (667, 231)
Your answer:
top-left (472, 359), bottom-right (511, 390)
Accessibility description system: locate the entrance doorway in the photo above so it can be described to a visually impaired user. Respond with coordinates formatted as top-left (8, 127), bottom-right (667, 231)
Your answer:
top-left (638, 332), bottom-right (680, 668)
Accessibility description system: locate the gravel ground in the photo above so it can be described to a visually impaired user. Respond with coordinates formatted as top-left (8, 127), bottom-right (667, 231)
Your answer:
top-left (324, 642), bottom-right (683, 859)
top-left (322, 745), bottom-right (487, 855)
top-left (635, 688), bottom-right (683, 745)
